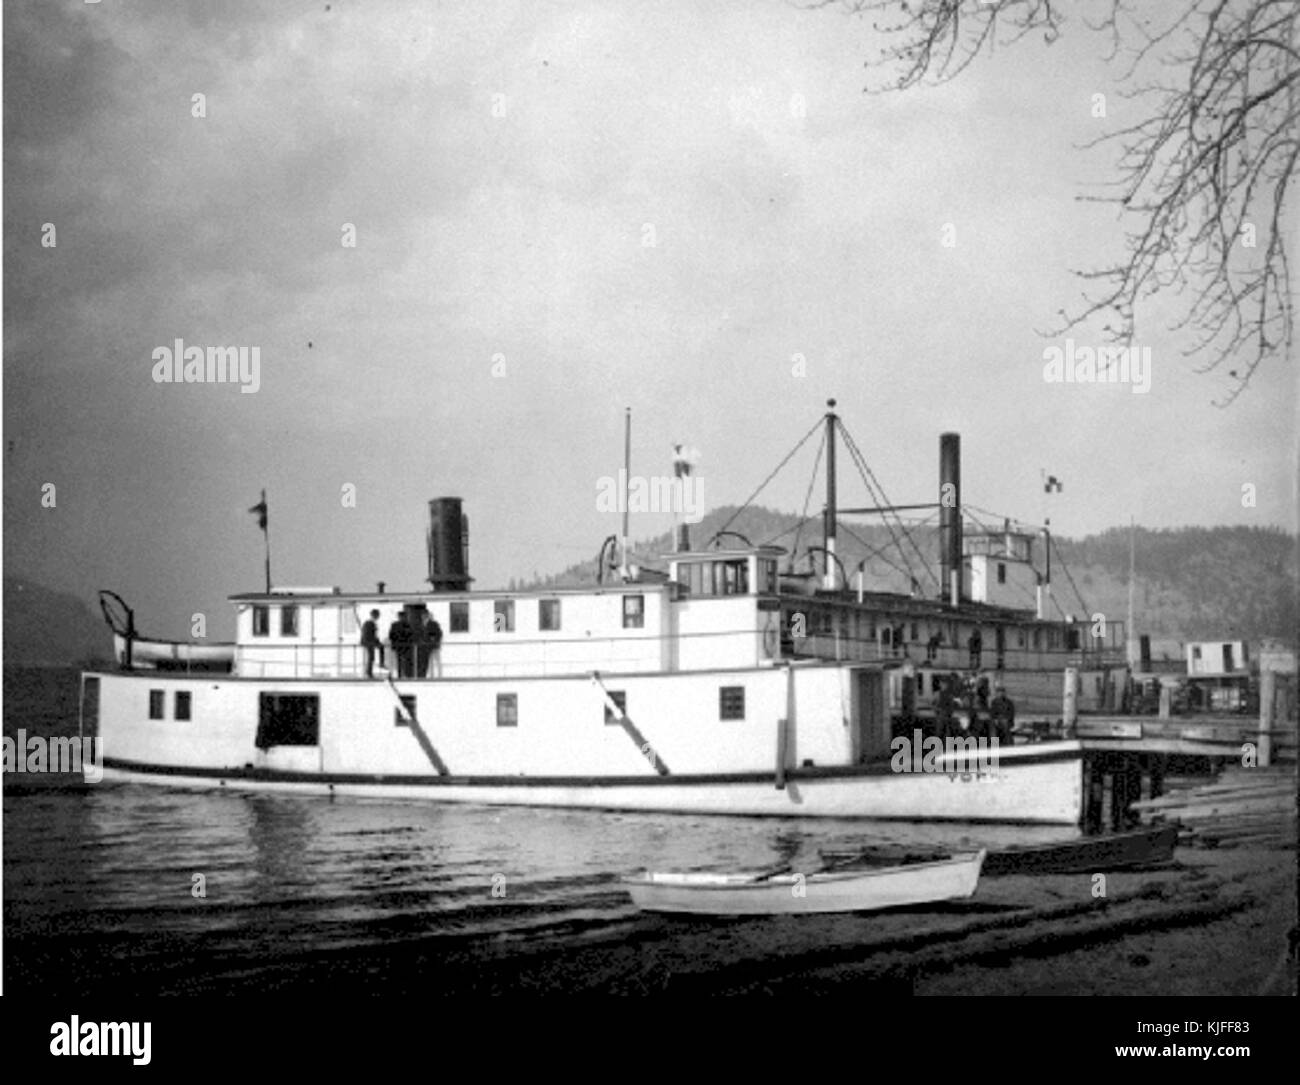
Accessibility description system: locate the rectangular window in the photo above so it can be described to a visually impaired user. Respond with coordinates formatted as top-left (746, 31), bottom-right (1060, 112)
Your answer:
top-left (280, 605), bottom-right (299, 636)
top-left (149, 690), bottom-right (165, 720)
top-left (623, 594), bottom-right (644, 629)
top-left (719, 686), bottom-right (745, 721)
top-left (539, 598), bottom-right (561, 631)
top-left (449, 601), bottom-right (469, 633)
top-left (174, 691), bottom-right (192, 721)
top-left (997, 562), bottom-right (1007, 584)
top-left (340, 607), bottom-right (359, 636)
top-left (604, 690), bottom-right (627, 725)
top-left (496, 693), bottom-right (518, 728)
top-left (255, 694), bottom-right (320, 748)
top-left (763, 560), bottom-right (778, 594)
top-left (494, 599), bottom-right (515, 633)
top-left (252, 605), bottom-right (270, 637)
top-left (394, 694), bottom-right (417, 727)
top-left (910, 622), bottom-right (918, 641)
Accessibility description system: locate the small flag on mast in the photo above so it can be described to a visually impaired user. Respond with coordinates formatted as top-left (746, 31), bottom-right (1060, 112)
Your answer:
top-left (249, 491), bottom-right (268, 531)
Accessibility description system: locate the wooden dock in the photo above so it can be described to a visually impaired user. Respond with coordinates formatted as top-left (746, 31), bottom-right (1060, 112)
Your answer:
top-left (1035, 667), bottom-right (1297, 828)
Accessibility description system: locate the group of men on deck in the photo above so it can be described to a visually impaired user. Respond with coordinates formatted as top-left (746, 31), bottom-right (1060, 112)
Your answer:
top-left (931, 671), bottom-right (1016, 744)
top-left (360, 609), bottom-right (443, 679)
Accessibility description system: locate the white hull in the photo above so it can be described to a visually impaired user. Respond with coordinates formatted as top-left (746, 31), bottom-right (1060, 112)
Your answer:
top-left (96, 743), bottom-right (1082, 822)
top-left (624, 851), bottom-right (986, 914)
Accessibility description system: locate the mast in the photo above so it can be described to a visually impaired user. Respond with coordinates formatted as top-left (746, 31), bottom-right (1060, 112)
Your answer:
top-left (1126, 515), bottom-right (1137, 668)
top-left (823, 399), bottom-right (838, 590)
top-left (620, 407), bottom-right (631, 578)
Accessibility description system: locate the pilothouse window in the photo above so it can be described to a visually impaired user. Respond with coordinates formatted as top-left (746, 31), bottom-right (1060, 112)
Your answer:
top-left (449, 601), bottom-right (469, 633)
top-left (280, 606), bottom-right (299, 636)
top-left (623, 594), bottom-right (644, 629)
top-left (539, 598), bottom-right (561, 631)
top-left (252, 606), bottom-right (269, 637)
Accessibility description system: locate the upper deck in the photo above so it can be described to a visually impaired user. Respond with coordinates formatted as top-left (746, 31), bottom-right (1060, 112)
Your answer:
top-left (228, 547), bottom-right (787, 679)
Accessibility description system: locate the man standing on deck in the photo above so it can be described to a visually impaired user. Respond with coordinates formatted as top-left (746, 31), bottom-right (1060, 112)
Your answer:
top-left (389, 612), bottom-right (413, 678)
top-left (425, 614), bottom-right (443, 678)
top-left (361, 609), bottom-right (383, 678)
top-left (934, 675), bottom-right (956, 738)
top-left (990, 684), bottom-right (1016, 745)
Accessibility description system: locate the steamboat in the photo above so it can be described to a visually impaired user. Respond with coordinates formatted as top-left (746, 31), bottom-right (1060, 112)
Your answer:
top-left (82, 402), bottom-right (1126, 822)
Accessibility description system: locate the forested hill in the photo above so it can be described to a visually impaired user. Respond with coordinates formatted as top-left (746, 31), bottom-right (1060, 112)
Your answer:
top-left (3, 577), bottom-right (112, 667)
top-left (519, 510), bottom-right (1296, 645)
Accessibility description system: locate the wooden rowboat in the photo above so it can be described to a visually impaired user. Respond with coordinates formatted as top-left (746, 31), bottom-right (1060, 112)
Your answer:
top-left (623, 850), bottom-right (985, 915)
top-left (980, 823), bottom-right (1179, 876)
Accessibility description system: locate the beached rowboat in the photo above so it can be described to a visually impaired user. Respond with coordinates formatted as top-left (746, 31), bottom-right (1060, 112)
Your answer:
top-left (623, 849), bottom-right (986, 915)
top-left (980, 823), bottom-right (1179, 876)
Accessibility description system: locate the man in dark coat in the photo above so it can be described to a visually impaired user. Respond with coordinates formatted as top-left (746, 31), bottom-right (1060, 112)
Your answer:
top-left (360, 608), bottom-right (383, 678)
top-left (990, 685), bottom-right (1016, 745)
top-left (388, 614), bottom-right (413, 678)
top-left (933, 674), bottom-right (956, 739)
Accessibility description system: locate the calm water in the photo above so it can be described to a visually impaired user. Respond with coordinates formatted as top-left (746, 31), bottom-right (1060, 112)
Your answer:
top-left (4, 666), bottom-right (1074, 994)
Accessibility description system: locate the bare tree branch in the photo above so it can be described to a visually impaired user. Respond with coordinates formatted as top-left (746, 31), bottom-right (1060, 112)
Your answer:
top-left (815, 0), bottom-right (1297, 404)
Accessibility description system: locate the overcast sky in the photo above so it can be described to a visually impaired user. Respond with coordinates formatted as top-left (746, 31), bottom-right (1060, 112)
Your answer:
top-left (4, 0), bottom-right (1295, 639)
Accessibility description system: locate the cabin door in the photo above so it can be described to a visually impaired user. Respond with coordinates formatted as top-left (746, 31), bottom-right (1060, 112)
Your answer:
top-left (853, 669), bottom-right (888, 763)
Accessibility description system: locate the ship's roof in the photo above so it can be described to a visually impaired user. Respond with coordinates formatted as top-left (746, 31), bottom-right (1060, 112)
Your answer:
top-left (228, 581), bottom-right (670, 604)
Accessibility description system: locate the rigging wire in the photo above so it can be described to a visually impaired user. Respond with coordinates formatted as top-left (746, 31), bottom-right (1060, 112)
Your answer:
top-left (839, 521), bottom-right (920, 583)
top-left (791, 431), bottom-right (826, 573)
top-left (713, 417), bottom-right (824, 542)
top-left (1049, 534), bottom-right (1092, 619)
top-left (837, 422), bottom-right (938, 591)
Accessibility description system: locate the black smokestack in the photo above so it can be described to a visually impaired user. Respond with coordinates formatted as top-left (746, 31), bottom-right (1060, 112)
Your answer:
top-left (427, 497), bottom-right (470, 592)
top-left (939, 433), bottom-right (962, 604)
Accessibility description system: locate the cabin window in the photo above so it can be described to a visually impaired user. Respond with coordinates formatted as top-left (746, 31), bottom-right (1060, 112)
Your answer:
top-left (1017, 628), bottom-right (1025, 648)
top-left (394, 694), bottom-right (416, 727)
top-left (340, 607), bottom-right (359, 636)
top-left (762, 560), bottom-right (778, 594)
top-left (493, 600), bottom-right (515, 633)
top-left (450, 601), bottom-right (469, 633)
top-left (604, 690), bottom-right (627, 725)
top-left (623, 594), bottom-right (644, 629)
top-left (280, 605), bottom-right (299, 636)
top-left (252, 605), bottom-right (270, 636)
top-left (910, 623), bottom-right (918, 641)
top-left (496, 693), bottom-right (518, 728)
top-left (539, 598), bottom-right (561, 631)
top-left (1192, 645), bottom-right (1202, 660)
top-left (997, 563), bottom-right (1007, 584)
top-left (255, 694), bottom-right (320, 748)
top-left (719, 686), bottom-right (745, 720)
top-left (149, 690), bottom-right (165, 719)
top-left (174, 691), bottom-right (192, 721)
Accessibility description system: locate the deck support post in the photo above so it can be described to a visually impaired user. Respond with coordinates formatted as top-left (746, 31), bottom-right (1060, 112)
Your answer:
top-left (1258, 670), bottom-right (1276, 768)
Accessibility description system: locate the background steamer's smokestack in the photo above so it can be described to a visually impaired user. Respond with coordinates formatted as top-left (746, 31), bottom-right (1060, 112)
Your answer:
top-left (939, 433), bottom-right (962, 605)
top-left (427, 497), bottom-right (470, 592)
